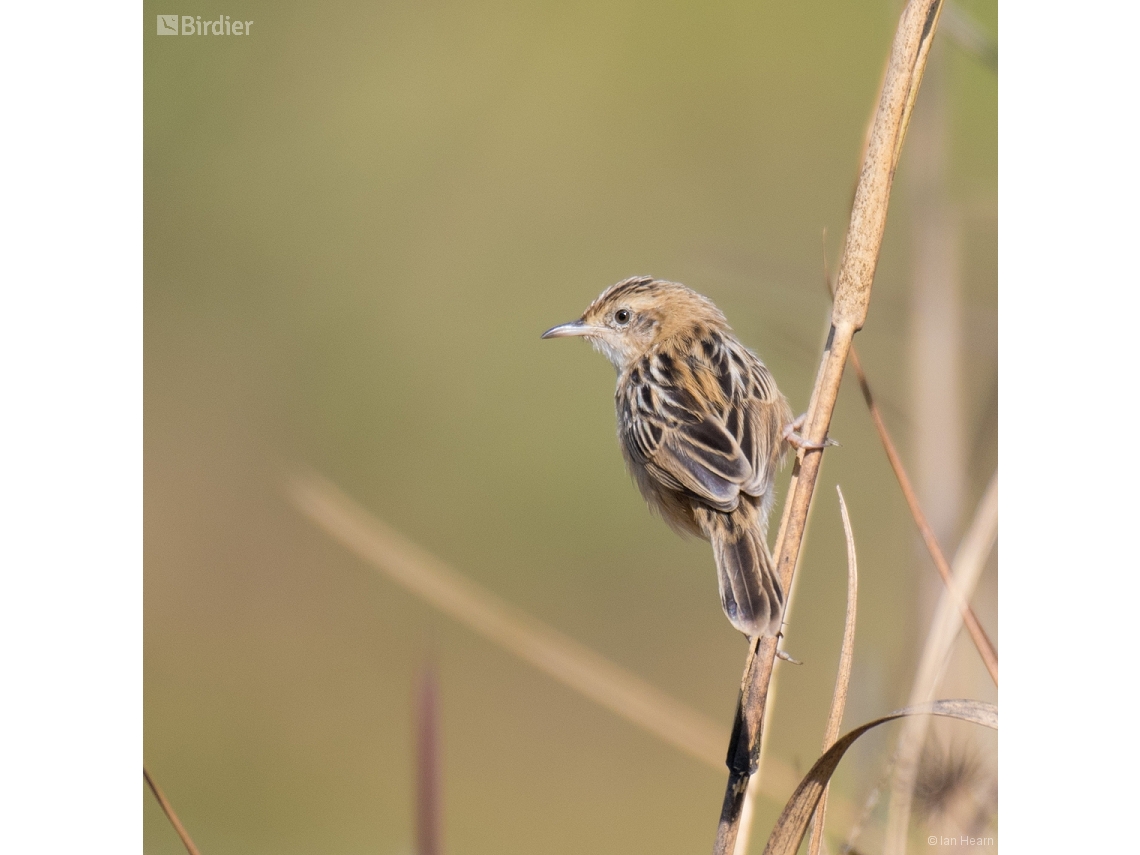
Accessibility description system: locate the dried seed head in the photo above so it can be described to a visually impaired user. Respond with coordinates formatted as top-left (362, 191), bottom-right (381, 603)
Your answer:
top-left (913, 738), bottom-right (990, 822)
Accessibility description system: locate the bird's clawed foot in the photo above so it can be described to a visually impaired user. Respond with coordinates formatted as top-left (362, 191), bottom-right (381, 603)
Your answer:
top-left (775, 632), bottom-right (802, 665)
top-left (782, 413), bottom-right (839, 452)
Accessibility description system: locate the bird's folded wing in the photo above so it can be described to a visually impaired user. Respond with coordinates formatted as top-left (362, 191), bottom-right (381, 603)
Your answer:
top-left (726, 393), bottom-right (780, 499)
top-left (626, 393), bottom-right (752, 513)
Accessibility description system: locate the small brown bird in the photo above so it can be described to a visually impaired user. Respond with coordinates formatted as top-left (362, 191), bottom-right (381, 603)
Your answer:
top-left (543, 276), bottom-right (795, 638)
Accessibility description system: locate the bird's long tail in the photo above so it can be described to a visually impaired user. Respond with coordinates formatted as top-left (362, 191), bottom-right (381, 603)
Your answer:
top-left (694, 500), bottom-right (784, 638)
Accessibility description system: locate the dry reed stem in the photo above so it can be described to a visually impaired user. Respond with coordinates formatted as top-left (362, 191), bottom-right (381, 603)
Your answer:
top-left (806, 488), bottom-right (859, 855)
top-left (144, 767), bottom-right (202, 855)
top-left (712, 2), bottom-right (945, 852)
top-left (287, 471), bottom-right (851, 820)
top-left (882, 470), bottom-right (998, 855)
top-left (849, 346), bottom-right (998, 686)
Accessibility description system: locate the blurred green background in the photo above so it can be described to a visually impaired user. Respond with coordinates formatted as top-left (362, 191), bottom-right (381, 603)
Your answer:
top-left (144, 1), bottom-right (996, 852)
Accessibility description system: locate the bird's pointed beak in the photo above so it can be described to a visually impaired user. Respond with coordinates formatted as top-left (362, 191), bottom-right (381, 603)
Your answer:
top-left (541, 319), bottom-right (595, 339)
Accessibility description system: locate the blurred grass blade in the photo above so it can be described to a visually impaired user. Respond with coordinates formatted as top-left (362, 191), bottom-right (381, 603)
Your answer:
top-left (287, 470), bottom-right (726, 768)
top-left (761, 700), bottom-right (997, 855)
top-left (942, 2), bottom-right (997, 72)
top-left (144, 767), bottom-right (202, 855)
top-left (287, 470), bottom-right (859, 819)
top-left (295, 472), bottom-right (768, 759)
top-left (806, 488), bottom-right (859, 855)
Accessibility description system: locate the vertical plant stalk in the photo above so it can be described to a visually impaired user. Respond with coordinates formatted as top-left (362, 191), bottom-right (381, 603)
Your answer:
top-left (882, 471), bottom-right (998, 855)
top-left (416, 665), bottom-right (443, 855)
top-left (712, 2), bottom-right (945, 852)
top-left (806, 488), bottom-right (859, 855)
top-left (849, 346), bottom-right (998, 686)
top-left (144, 767), bottom-right (202, 855)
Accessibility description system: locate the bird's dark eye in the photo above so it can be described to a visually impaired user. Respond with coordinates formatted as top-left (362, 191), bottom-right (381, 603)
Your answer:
top-left (614, 309), bottom-right (632, 326)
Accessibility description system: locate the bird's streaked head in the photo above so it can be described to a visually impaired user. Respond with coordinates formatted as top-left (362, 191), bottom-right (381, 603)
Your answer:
top-left (541, 276), bottom-right (729, 372)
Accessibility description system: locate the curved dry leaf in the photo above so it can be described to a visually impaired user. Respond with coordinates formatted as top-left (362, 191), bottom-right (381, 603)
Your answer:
top-left (761, 700), bottom-right (997, 855)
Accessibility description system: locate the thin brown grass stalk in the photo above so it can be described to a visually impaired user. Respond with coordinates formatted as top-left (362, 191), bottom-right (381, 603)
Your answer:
top-left (806, 488), bottom-right (859, 855)
top-left (144, 767), bottom-right (202, 855)
top-left (711, 2), bottom-right (946, 852)
top-left (882, 470), bottom-right (998, 855)
top-left (848, 346), bottom-right (998, 686)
